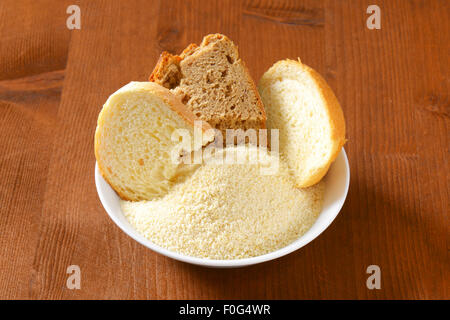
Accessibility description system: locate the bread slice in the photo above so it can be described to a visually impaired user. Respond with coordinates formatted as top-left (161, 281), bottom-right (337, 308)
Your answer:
top-left (258, 59), bottom-right (346, 188)
top-left (95, 81), bottom-right (214, 201)
top-left (149, 34), bottom-right (266, 139)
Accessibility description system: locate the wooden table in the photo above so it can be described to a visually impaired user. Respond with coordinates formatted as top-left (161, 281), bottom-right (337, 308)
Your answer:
top-left (0, 0), bottom-right (448, 300)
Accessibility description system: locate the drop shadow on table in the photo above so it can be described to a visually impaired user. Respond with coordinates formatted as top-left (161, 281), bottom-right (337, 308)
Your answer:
top-left (167, 171), bottom-right (433, 299)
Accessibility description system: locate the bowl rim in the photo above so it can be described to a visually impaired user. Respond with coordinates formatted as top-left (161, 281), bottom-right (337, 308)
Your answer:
top-left (95, 148), bottom-right (350, 268)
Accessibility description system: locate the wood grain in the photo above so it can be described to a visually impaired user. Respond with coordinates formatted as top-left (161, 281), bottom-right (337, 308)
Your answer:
top-left (0, 0), bottom-right (448, 299)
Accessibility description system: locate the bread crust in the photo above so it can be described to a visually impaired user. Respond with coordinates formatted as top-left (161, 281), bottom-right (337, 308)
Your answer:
top-left (259, 59), bottom-right (346, 188)
top-left (141, 82), bottom-right (214, 138)
top-left (94, 82), bottom-right (214, 200)
top-left (239, 58), bottom-right (266, 128)
top-left (149, 34), bottom-right (266, 130)
top-left (149, 52), bottom-right (182, 88)
top-left (299, 61), bottom-right (346, 186)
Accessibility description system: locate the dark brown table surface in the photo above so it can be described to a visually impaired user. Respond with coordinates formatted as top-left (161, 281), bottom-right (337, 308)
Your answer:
top-left (0, 0), bottom-right (448, 299)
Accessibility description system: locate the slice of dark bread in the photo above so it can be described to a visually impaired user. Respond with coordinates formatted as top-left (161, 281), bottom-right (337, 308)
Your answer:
top-left (150, 34), bottom-right (266, 140)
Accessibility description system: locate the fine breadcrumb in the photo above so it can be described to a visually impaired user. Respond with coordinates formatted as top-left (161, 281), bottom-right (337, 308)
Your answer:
top-left (121, 145), bottom-right (324, 260)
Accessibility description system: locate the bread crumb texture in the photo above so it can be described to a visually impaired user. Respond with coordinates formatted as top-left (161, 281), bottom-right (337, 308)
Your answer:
top-left (121, 145), bottom-right (324, 260)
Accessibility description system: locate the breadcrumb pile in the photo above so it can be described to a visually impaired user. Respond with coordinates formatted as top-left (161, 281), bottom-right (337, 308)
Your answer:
top-left (121, 145), bottom-right (324, 260)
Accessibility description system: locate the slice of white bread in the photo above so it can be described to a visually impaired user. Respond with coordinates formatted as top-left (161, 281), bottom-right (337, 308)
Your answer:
top-left (149, 34), bottom-right (266, 139)
top-left (258, 59), bottom-right (346, 188)
top-left (95, 82), bottom-right (214, 201)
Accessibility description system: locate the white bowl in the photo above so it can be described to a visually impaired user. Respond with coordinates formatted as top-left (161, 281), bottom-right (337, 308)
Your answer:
top-left (95, 149), bottom-right (350, 268)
